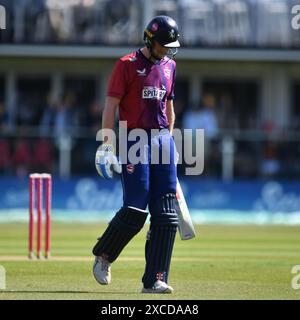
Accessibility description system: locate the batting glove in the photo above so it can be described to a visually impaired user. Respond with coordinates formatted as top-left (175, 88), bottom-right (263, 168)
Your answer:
top-left (95, 144), bottom-right (122, 179)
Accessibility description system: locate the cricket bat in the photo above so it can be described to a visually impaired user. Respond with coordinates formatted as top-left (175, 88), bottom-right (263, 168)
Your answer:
top-left (175, 178), bottom-right (196, 240)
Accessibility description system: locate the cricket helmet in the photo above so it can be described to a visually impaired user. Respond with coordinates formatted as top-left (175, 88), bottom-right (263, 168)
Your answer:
top-left (143, 15), bottom-right (180, 49)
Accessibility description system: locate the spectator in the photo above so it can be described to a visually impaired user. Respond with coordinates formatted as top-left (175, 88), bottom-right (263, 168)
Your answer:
top-left (47, 0), bottom-right (75, 43)
top-left (183, 93), bottom-right (219, 172)
top-left (40, 91), bottom-right (79, 136)
top-left (198, 93), bottom-right (219, 138)
top-left (182, 101), bottom-right (202, 130)
top-left (183, 93), bottom-right (219, 139)
top-left (103, 0), bottom-right (135, 44)
top-left (260, 142), bottom-right (280, 178)
top-left (54, 91), bottom-right (78, 135)
top-left (39, 93), bottom-right (58, 136)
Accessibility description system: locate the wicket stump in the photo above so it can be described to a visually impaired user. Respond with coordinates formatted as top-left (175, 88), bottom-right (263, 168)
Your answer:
top-left (29, 173), bottom-right (52, 259)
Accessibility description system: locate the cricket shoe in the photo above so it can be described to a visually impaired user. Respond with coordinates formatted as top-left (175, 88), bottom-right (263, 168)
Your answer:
top-left (141, 280), bottom-right (174, 294)
top-left (93, 256), bottom-right (111, 285)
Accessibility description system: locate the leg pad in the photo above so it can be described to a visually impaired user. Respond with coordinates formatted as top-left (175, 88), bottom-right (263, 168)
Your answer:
top-left (93, 207), bottom-right (148, 262)
top-left (142, 193), bottom-right (178, 287)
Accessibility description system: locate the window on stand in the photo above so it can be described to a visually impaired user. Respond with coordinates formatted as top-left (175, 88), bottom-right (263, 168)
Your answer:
top-left (16, 76), bottom-right (50, 128)
top-left (200, 79), bottom-right (259, 178)
top-left (63, 76), bottom-right (99, 175)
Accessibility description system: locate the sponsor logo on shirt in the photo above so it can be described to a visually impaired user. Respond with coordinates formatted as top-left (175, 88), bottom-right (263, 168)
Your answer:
top-left (142, 86), bottom-right (166, 100)
top-left (136, 68), bottom-right (146, 76)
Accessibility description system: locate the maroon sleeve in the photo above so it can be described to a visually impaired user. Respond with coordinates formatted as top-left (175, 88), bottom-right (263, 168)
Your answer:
top-left (107, 59), bottom-right (127, 99)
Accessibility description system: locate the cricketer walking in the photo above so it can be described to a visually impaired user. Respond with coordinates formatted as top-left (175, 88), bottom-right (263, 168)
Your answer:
top-left (93, 16), bottom-right (180, 294)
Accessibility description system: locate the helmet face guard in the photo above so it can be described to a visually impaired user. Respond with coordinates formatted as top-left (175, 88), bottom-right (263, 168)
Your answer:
top-left (144, 15), bottom-right (180, 59)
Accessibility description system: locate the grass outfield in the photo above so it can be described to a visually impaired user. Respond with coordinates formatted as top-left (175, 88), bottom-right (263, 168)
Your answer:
top-left (0, 223), bottom-right (300, 300)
